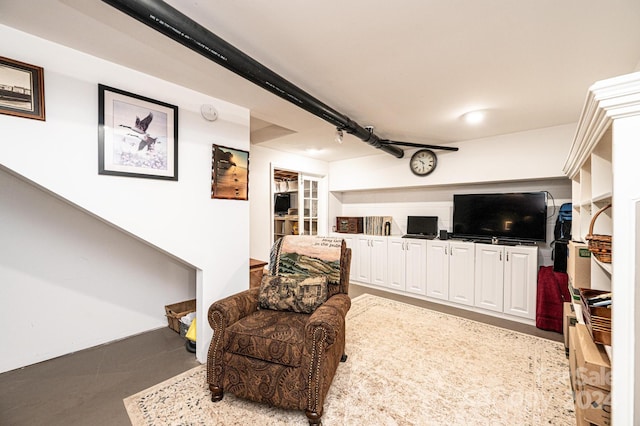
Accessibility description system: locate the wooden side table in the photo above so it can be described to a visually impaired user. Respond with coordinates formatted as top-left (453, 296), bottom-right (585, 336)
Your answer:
top-left (249, 258), bottom-right (268, 288)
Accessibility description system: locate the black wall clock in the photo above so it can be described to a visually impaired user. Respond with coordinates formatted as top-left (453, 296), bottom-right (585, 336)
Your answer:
top-left (410, 149), bottom-right (437, 176)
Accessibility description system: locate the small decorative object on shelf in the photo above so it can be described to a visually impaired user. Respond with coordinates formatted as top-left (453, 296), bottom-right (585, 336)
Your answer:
top-left (336, 217), bottom-right (363, 234)
top-left (586, 204), bottom-right (612, 263)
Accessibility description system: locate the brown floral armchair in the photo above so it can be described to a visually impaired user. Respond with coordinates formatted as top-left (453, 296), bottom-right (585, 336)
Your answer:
top-left (207, 236), bottom-right (351, 425)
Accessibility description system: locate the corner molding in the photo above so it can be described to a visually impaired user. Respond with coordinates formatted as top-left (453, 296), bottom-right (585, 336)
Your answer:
top-left (563, 71), bottom-right (640, 178)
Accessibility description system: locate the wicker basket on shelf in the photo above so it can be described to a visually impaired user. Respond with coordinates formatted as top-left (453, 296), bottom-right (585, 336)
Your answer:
top-left (586, 203), bottom-right (612, 263)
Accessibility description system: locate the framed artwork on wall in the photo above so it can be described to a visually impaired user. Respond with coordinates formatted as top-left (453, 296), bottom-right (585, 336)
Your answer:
top-left (0, 56), bottom-right (45, 121)
top-left (98, 84), bottom-right (178, 180)
top-left (211, 144), bottom-right (249, 200)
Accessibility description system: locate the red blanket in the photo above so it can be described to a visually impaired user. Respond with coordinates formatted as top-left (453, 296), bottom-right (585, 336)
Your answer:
top-left (536, 266), bottom-right (570, 333)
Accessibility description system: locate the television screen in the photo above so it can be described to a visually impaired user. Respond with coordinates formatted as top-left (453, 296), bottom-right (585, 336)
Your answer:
top-left (452, 192), bottom-right (547, 242)
top-left (274, 193), bottom-right (291, 215)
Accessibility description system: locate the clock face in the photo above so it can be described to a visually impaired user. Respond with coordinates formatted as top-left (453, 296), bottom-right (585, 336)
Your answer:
top-left (410, 149), bottom-right (437, 176)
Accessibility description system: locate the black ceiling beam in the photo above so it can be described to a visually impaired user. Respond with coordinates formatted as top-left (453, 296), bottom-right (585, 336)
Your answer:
top-left (379, 140), bottom-right (459, 151)
top-left (101, 0), bottom-right (407, 158)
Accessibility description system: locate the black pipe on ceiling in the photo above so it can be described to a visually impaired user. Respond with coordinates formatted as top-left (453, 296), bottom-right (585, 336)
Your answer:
top-left (101, 0), bottom-right (405, 158)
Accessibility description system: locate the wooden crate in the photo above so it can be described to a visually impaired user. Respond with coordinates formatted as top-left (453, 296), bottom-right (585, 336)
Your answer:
top-left (165, 299), bottom-right (196, 333)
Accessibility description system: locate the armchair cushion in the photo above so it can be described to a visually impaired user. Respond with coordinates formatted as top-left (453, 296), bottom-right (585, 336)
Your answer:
top-left (224, 309), bottom-right (308, 367)
top-left (259, 274), bottom-right (328, 314)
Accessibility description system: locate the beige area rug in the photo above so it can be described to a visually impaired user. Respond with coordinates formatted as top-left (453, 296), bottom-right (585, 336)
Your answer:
top-left (124, 294), bottom-right (574, 425)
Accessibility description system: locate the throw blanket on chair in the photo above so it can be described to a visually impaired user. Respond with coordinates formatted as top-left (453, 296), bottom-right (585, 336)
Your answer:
top-left (269, 235), bottom-right (344, 286)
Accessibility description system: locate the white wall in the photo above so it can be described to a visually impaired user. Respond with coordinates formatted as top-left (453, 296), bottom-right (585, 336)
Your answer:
top-left (333, 179), bottom-right (571, 265)
top-left (0, 25), bottom-right (250, 370)
top-left (329, 124), bottom-right (575, 191)
top-left (327, 124), bottom-right (575, 266)
top-left (0, 168), bottom-right (196, 372)
top-left (249, 144), bottom-right (329, 262)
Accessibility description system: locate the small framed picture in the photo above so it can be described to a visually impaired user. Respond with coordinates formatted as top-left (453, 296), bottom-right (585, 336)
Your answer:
top-left (211, 144), bottom-right (249, 200)
top-left (98, 84), bottom-right (178, 180)
top-left (0, 56), bottom-right (45, 121)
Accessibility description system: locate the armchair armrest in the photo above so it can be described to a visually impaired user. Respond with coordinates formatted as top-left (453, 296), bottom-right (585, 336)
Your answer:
top-left (305, 293), bottom-right (351, 347)
top-left (303, 293), bottom-right (351, 417)
top-left (207, 288), bottom-right (259, 388)
top-left (208, 288), bottom-right (259, 329)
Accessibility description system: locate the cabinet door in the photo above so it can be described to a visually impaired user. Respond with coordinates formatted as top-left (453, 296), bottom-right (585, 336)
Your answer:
top-left (405, 239), bottom-right (427, 295)
top-left (370, 236), bottom-right (387, 286)
top-left (426, 240), bottom-right (449, 300)
top-left (503, 246), bottom-right (538, 319)
top-left (355, 237), bottom-right (372, 283)
top-left (474, 245), bottom-right (504, 312)
top-left (448, 241), bottom-right (475, 306)
top-left (334, 233), bottom-right (357, 281)
top-left (387, 238), bottom-right (406, 291)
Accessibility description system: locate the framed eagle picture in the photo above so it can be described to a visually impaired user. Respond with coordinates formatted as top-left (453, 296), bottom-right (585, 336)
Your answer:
top-left (98, 84), bottom-right (178, 180)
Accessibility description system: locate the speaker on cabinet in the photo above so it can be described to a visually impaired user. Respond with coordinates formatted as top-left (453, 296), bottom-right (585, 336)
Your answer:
top-left (439, 229), bottom-right (449, 240)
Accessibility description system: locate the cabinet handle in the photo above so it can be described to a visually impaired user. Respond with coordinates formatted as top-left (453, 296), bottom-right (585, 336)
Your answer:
top-left (499, 252), bottom-right (502, 261)
top-left (445, 246), bottom-right (448, 255)
top-left (506, 252), bottom-right (509, 262)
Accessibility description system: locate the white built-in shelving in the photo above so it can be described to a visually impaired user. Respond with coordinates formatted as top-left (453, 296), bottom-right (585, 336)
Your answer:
top-left (562, 71), bottom-right (640, 424)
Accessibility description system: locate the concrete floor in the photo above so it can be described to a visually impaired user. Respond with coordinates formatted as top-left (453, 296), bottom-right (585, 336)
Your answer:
top-left (0, 327), bottom-right (199, 426)
top-left (0, 284), bottom-right (562, 425)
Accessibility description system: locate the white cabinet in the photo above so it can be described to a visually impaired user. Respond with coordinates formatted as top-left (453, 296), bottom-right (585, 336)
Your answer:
top-left (355, 235), bottom-right (387, 286)
top-left (388, 237), bottom-right (427, 294)
top-left (503, 246), bottom-right (538, 320)
top-left (342, 234), bottom-right (537, 323)
top-left (474, 244), bottom-right (505, 313)
top-left (334, 233), bottom-right (357, 282)
top-left (448, 241), bottom-right (476, 306)
top-left (387, 238), bottom-right (407, 291)
top-left (427, 240), bottom-right (475, 304)
top-left (426, 240), bottom-right (449, 300)
top-left (474, 243), bottom-right (538, 319)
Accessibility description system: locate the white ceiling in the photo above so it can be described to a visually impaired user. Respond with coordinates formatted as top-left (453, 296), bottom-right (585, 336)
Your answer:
top-left (2, 0), bottom-right (640, 161)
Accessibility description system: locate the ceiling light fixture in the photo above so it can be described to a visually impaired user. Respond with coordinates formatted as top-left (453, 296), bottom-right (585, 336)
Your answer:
top-left (462, 110), bottom-right (486, 125)
top-left (335, 128), bottom-right (344, 144)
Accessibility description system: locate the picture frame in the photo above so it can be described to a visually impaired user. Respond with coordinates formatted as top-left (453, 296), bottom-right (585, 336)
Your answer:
top-left (0, 56), bottom-right (45, 121)
top-left (211, 144), bottom-right (249, 200)
top-left (98, 84), bottom-right (178, 180)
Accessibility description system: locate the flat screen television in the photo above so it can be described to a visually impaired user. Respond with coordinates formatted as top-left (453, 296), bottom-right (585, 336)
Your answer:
top-left (274, 193), bottom-right (291, 216)
top-left (452, 192), bottom-right (547, 242)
